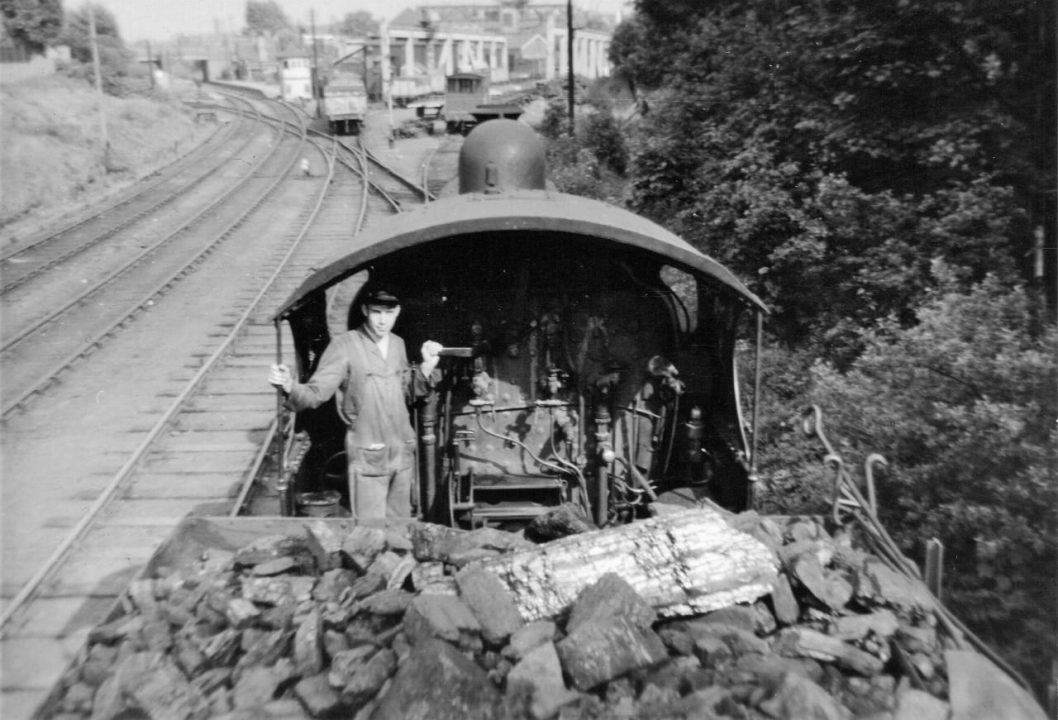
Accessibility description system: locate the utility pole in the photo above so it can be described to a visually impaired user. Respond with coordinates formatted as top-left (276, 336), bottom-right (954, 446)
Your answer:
top-left (310, 9), bottom-right (320, 116)
top-left (88, 6), bottom-right (109, 164)
top-left (146, 40), bottom-right (155, 89)
top-left (381, 21), bottom-right (393, 136)
top-left (566, 0), bottom-right (574, 135)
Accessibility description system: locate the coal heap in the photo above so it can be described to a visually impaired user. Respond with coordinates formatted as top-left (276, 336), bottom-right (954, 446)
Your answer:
top-left (42, 505), bottom-right (1045, 720)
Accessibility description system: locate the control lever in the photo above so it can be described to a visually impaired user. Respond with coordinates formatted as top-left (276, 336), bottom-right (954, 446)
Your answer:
top-left (438, 347), bottom-right (474, 357)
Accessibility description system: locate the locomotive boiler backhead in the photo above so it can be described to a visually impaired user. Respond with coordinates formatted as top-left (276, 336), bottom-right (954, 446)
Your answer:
top-left (458, 119), bottom-right (546, 194)
top-left (274, 122), bottom-right (768, 527)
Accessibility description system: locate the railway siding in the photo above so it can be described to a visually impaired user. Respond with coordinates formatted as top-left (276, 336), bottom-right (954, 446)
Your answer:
top-left (1, 103), bottom-right (315, 715)
top-left (0, 109), bottom-right (249, 293)
top-left (1, 96), bottom-right (449, 718)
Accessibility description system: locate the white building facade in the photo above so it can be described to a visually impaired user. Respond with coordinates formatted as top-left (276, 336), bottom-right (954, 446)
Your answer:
top-left (279, 55), bottom-right (313, 101)
top-left (411, 0), bottom-right (613, 81)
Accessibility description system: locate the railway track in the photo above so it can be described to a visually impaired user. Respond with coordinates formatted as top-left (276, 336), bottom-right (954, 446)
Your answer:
top-left (0, 89), bottom-right (444, 717)
top-left (358, 142), bottom-right (437, 207)
top-left (0, 104), bottom-right (287, 418)
top-left (0, 93), bottom-right (306, 581)
top-left (0, 101), bottom-right (251, 294)
top-left (0, 88), bottom-right (446, 714)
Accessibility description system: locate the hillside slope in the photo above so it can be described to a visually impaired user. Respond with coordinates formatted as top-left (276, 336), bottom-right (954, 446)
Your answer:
top-left (1, 75), bottom-right (206, 247)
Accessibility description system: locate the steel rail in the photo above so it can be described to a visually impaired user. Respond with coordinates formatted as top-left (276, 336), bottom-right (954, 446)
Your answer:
top-left (308, 135), bottom-right (372, 323)
top-left (207, 87), bottom-right (431, 209)
top-left (278, 98), bottom-right (314, 120)
top-left (361, 144), bottom-right (436, 203)
top-left (421, 141), bottom-right (441, 203)
top-left (242, 108), bottom-right (420, 209)
top-left (1, 100), bottom-right (304, 418)
top-left (0, 105), bottom-right (250, 294)
top-left (231, 416), bottom-right (280, 518)
top-left (0, 101), bottom-right (326, 632)
top-left (206, 94), bottom-right (392, 215)
top-left (345, 138), bottom-right (404, 214)
top-left (228, 135), bottom-right (340, 516)
top-left (0, 105), bottom-right (273, 354)
top-left (0, 102), bottom-right (238, 265)
top-left (205, 92), bottom-right (387, 213)
top-left (345, 136), bottom-right (373, 238)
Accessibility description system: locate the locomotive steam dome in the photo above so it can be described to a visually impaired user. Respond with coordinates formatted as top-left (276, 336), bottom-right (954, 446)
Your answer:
top-left (458, 119), bottom-right (547, 194)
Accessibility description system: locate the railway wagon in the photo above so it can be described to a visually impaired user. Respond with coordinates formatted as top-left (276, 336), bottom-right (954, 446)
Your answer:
top-left (320, 73), bottom-right (368, 135)
top-left (440, 72), bottom-right (522, 134)
top-left (272, 119), bottom-right (767, 529)
top-left (442, 72), bottom-right (490, 134)
top-left (389, 75), bottom-right (434, 107)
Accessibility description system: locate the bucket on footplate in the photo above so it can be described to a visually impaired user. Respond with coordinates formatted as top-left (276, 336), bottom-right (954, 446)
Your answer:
top-left (296, 490), bottom-right (342, 517)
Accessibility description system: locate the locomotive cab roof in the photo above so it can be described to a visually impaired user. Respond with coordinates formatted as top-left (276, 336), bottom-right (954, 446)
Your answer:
top-left (274, 120), bottom-right (765, 321)
top-left (273, 191), bottom-right (765, 321)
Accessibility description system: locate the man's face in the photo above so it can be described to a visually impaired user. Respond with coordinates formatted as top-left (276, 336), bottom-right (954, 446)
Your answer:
top-left (363, 304), bottom-right (400, 338)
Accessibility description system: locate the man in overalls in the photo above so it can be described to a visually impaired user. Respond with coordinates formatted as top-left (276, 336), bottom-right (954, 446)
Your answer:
top-left (268, 286), bottom-right (441, 521)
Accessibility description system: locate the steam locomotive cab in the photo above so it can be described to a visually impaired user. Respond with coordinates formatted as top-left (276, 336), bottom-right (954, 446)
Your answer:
top-left (274, 121), bottom-right (765, 526)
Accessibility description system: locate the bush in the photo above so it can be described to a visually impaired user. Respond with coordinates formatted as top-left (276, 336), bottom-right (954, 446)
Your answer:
top-left (0, 76), bottom-right (198, 231)
top-left (61, 3), bottom-right (138, 96)
top-left (537, 98), bottom-right (569, 140)
top-left (534, 99), bottom-right (631, 201)
top-left (740, 343), bottom-right (833, 516)
top-left (809, 269), bottom-right (1057, 696)
top-left (581, 111), bottom-right (627, 175)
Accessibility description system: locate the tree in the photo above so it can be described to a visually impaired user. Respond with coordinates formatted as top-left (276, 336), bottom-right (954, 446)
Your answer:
top-left (615, 0), bottom-right (1054, 356)
top-left (809, 269), bottom-right (1057, 696)
top-left (62, 3), bottom-right (130, 83)
top-left (608, 0), bottom-right (707, 91)
top-left (537, 98), bottom-right (568, 140)
top-left (582, 111), bottom-right (627, 175)
top-left (337, 10), bottom-right (377, 38)
top-left (609, 0), bottom-right (1057, 697)
top-left (245, 0), bottom-right (291, 37)
top-left (0, 0), bottom-right (63, 53)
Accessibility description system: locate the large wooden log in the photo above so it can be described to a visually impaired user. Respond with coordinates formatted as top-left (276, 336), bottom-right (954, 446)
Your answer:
top-left (474, 506), bottom-right (778, 621)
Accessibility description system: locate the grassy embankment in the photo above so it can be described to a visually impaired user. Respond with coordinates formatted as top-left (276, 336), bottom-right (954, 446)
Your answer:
top-left (1, 75), bottom-right (206, 248)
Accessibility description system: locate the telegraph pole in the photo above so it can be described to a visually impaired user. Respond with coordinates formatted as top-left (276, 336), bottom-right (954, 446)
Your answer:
top-left (381, 21), bottom-right (393, 136)
top-left (566, 0), bottom-right (574, 135)
top-left (146, 40), bottom-right (155, 89)
top-left (310, 8), bottom-right (320, 116)
top-left (88, 6), bottom-right (109, 163)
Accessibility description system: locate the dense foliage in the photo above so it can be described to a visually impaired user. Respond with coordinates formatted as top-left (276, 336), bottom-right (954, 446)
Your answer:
top-left (600, 0), bottom-right (1056, 700)
top-left (0, 0), bottom-right (63, 53)
top-left (60, 4), bottom-right (147, 96)
top-left (614, 0), bottom-right (1053, 353)
top-left (62, 3), bottom-right (122, 63)
top-left (811, 270), bottom-right (1057, 691)
top-left (335, 11), bottom-right (378, 38)
top-left (536, 98), bottom-right (627, 205)
top-left (245, 0), bottom-right (292, 37)
top-left (1, 75), bottom-right (199, 227)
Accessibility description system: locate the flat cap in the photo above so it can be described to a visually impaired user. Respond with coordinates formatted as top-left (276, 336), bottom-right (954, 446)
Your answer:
top-left (361, 285), bottom-right (400, 306)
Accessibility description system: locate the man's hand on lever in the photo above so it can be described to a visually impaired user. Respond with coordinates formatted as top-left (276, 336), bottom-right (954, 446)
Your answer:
top-left (420, 341), bottom-right (443, 377)
top-left (268, 364), bottom-right (293, 393)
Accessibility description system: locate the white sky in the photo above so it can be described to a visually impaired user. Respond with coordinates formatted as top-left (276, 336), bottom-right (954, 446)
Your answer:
top-left (87, 0), bottom-right (632, 43)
